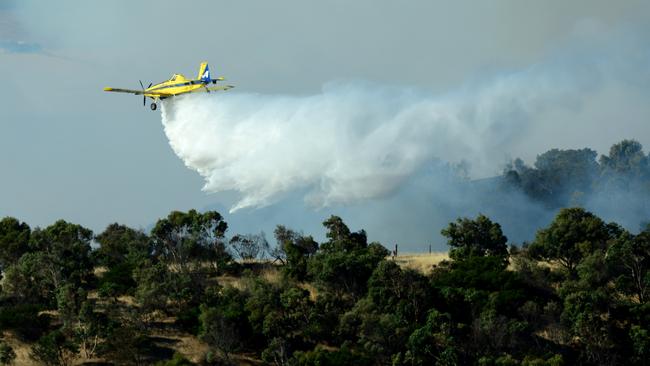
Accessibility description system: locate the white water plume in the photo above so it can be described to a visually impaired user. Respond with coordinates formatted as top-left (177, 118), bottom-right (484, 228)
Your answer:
top-left (160, 34), bottom-right (648, 213)
top-left (161, 75), bottom-right (576, 212)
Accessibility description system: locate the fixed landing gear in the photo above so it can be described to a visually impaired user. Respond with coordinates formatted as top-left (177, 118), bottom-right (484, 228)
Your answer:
top-left (150, 102), bottom-right (157, 111)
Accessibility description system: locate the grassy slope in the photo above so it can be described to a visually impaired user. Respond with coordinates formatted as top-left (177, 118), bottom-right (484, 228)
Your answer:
top-left (7, 253), bottom-right (445, 365)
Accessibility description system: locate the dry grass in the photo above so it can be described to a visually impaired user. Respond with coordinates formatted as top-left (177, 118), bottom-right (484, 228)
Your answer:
top-left (298, 282), bottom-right (319, 301)
top-left (217, 265), bottom-right (283, 291)
top-left (260, 266), bottom-right (282, 284)
top-left (3, 332), bottom-right (38, 366)
top-left (392, 252), bottom-right (449, 274)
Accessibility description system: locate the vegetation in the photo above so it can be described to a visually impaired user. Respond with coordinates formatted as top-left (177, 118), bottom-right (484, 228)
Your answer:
top-left (0, 140), bottom-right (648, 365)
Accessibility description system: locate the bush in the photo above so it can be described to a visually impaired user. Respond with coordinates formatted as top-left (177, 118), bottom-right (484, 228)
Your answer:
top-left (0, 304), bottom-right (51, 341)
top-left (0, 341), bottom-right (16, 365)
top-left (291, 345), bottom-right (371, 366)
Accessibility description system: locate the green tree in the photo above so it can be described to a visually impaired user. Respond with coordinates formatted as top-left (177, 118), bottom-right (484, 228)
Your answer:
top-left (3, 252), bottom-right (53, 304)
top-left (94, 223), bottom-right (151, 269)
top-left (98, 262), bottom-right (137, 298)
top-left (321, 215), bottom-right (367, 253)
top-left (273, 225), bottom-right (318, 281)
top-left (30, 329), bottom-right (78, 366)
top-left (260, 287), bottom-right (317, 365)
top-left (199, 287), bottom-right (249, 365)
top-left (0, 217), bottom-right (30, 270)
top-left (308, 247), bottom-right (387, 299)
top-left (308, 216), bottom-right (389, 299)
top-left (74, 300), bottom-right (108, 360)
top-left (609, 227), bottom-right (650, 304)
top-left (441, 214), bottom-right (508, 265)
top-left (338, 298), bottom-right (409, 364)
top-left (366, 260), bottom-right (432, 324)
top-left (100, 320), bottom-right (152, 366)
top-left (151, 210), bottom-right (229, 273)
top-left (629, 325), bottom-right (650, 366)
top-left (504, 148), bottom-right (599, 206)
top-left (133, 262), bottom-right (202, 314)
top-left (56, 284), bottom-right (85, 330)
top-left (291, 345), bottom-right (371, 366)
top-left (533, 148), bottom-right (598, 203)
top-left (559, 250), bottom-right (618, 365)
top-left (405, 309), bottom-right (457, 366)
top-left (29, 220), bottom-right (94, 291)
top-left (599, 139), bottom-right (649, 181)
top-left (528, 208), bottom-right (611, 276)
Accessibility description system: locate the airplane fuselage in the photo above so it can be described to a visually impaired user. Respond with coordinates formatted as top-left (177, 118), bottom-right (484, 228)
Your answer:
top-left (145, 74), bottom-right (216, 99)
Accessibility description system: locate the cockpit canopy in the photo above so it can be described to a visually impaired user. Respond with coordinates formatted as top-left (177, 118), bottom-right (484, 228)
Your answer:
top-left (169, 74), bottom-right (187, 81)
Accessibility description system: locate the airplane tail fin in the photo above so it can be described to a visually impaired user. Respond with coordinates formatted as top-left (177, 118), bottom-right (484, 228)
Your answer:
top-left (198, 62), bottom-right (210, 82)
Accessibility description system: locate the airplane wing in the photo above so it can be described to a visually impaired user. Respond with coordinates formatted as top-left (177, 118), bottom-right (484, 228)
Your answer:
top-left (103, 87), bottom-right (145, 95)
top-left (104, 87), bottom-right (174, 98)
top-left (178, 85), bottom-right (235, 95)
top-left (207, 85), bottom-right (235, 92)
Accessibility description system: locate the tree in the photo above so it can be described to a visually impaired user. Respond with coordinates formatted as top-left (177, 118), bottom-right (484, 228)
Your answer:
top-left (133, 262), bottom-right (202, 315)
top-left (29, 220), bottom-right (94, 291)
top-left (98, 262), bottom-right (138, 299)
top-left (291, 345), bottom-right (371, 366)
top-left (321, 215), bottom-right (367, 253)
top-left (599, 139), bottom-right (649, 181)
top-left (308, 243), bottom-right (388, 299)
top-left (4, 236), bottom-right (92, 346)
top-left (259, 286), bottom-right (317, 366)
top-left (441, 214), bottom-right (508, 265)
top-left (309, 216), bottom-right (387, 298)
top-left (0, 216), bottom-right (30, 271)
top-left (533, 148), bottom-right (598, 203)
top-left (74, 301), bottom-right (107, 360)
top-left (199, 287), bottom-right (249, 365)
top-left (151, 210), bottom-right (229, 273)
top-left (528, 208), bottom-right (612, 276)
top-left (100, 318), bottom-right (153, 366)
top-left (504, 148), bottom-right (599, 206)
top-left (338, 298), bottom-right (409, 364)
top-left (273, 226), bottom-right (318, 280)
top-left (609, 227), bottom-right (650, 304)
top-left (30, 329), bottom-right (78, 366)
top-left (405, 309), bottom-right (457, 366)
top-left (559, 251), bottom-right (619, 365)
top-left (3, 251), bottom-right (53, 305)
top-left (56, 284), bottom-right (85, 330)
top-left (229, 232), bottom-right (269, 261)
top-left (366, 261), bottom-right (432, 324)
top-left (94, 223), bottom-right (151, 269)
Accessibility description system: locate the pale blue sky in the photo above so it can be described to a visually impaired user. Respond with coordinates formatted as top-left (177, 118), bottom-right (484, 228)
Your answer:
top-left (1, 1), bottom-right (649, 249)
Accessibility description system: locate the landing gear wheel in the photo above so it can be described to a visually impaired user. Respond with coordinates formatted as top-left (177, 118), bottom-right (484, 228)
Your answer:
top-left (150, 102), bottom-right (157, 111)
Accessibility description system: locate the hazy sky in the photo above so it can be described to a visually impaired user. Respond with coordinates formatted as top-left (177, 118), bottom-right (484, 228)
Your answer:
top-left (1, 1), bottom-right (649, 248)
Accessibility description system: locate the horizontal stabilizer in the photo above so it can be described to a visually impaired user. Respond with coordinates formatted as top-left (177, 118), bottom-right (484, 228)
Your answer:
top-left (207, 85), bottom-right (235, 92)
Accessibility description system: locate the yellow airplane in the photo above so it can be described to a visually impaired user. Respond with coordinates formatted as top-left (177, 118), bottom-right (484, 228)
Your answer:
top-left (104, 62), bottom-right (234, 110)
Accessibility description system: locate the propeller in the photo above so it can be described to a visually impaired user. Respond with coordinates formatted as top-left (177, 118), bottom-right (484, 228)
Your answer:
top-left (139, 80), bottom-right (152, 106)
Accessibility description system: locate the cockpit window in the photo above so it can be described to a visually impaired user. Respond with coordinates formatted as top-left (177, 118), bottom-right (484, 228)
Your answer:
top-left (170, 75), bottom-right (177, 81)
